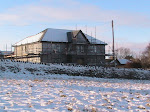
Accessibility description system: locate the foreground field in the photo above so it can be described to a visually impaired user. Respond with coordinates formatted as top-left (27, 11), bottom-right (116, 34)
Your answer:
top-left (0, 73), bottom-right (150, 112)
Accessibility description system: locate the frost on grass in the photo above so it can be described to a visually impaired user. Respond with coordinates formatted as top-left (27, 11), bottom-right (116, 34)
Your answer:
top-left (0, 73), bottom-right (150, 111)
top-left (0, 60), bottom-right (150, 111)
top-left (0, 59), bottom-right (150, 80)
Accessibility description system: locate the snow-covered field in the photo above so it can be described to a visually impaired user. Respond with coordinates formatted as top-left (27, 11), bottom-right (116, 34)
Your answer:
top-left (0, 59), bottom-right (150, 80)
top-left (0, 60), bottom-right (150, 111)
top-left (0, 73), bottom-right (150, 112)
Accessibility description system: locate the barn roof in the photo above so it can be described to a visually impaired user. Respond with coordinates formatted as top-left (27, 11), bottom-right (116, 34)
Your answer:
top-left (14, 28), bottom-right (107, 46)
top-left (117, 59), bottom-right (131, 65)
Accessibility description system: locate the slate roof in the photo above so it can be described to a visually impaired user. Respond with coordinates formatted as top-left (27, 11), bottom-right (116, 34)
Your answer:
top-left (117, 59), bottom-right (131, 65)
top-left (14, 28), bottom-right (107, 46)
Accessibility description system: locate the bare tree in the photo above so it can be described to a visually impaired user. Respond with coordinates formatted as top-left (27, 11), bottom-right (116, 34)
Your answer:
top-left (115, 47), bottom-right (133, 59)
top-left (141, 43), bottom-right (150, 68)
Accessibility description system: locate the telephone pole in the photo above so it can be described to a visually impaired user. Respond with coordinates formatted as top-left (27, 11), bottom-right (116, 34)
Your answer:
top-left (112, 20), bottom-right (115, 67)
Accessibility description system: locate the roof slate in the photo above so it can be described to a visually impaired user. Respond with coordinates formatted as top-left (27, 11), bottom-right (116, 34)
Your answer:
top-left (118, 59), bottom-right (131, 65)
top-left (14, 28), bottom-right (107, 46)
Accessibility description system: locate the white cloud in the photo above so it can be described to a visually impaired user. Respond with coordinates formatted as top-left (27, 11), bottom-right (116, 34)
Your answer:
top-left (0, 0), bottom-right (150, 27)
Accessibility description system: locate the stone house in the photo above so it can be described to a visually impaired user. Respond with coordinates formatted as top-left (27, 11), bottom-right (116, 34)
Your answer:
top-left (13, 28), bottom-right (107, 65)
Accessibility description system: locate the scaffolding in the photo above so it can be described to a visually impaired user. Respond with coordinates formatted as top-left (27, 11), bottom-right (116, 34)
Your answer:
top-left (11, 32), bottom-right (106, 66)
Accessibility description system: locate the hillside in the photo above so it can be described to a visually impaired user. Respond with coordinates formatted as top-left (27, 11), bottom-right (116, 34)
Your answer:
top-left (0, 59), bottom-right (150, 80)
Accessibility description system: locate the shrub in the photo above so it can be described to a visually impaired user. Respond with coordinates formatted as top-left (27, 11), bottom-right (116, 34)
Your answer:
top-left (125, 60), bottom-right (142, 68)
top-left (25, 68), bottom-right (38, 73)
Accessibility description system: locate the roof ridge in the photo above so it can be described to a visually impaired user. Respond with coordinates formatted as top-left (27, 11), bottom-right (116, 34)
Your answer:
top-left (38, 29), bottom-right (48, 42)
top-left (47, 28), bottom-right (74, 31)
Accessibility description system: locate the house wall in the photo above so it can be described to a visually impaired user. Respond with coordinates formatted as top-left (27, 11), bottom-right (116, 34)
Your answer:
top-left (14, 42), bottom-right (42, 56)
top-left (87, 45), bottom-right (105, 65)
top-left (67, 44), bottom-right (105, 65)
top-left (69, 55), bottom-right (105, 66)
top-left (86, 55), bottom-right (105, 65)
top-left (41, 41), bottom-right (106, 65)
top-left (14, 42), bottom-right (106, 65)
top-left (15, 57), bottom-right (41, 63)
top-left (14, 42), bottom-right (42, 62)
top-left (74, 32), bottom-right (88, 44)
top-left (41, 42), bottom-right (67, 63)
top-left (87, 45), bottom-right (105, 55)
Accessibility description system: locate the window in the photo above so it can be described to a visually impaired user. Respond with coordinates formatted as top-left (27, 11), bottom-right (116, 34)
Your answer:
top-left (94, 46), bottom-right (96, 52)
top-left (90, 46), bottom-right (96, 53)
top-left (77, 45), bottom-right (84, 53)
top-left (56, 44), bottom-right (60, 52)
top-left (80, 46), bottom-right (84, 52)
top-left (52, 44), bottom-right (61, 53)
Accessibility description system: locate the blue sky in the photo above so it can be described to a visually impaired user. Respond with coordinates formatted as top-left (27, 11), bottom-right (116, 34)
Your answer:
top-left (0, 0), bottom-right (150, 54)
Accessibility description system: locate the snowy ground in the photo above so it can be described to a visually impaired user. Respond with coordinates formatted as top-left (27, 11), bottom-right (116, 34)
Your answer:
top-left (0, 73), bottom-right (150, 112)
top-left (0, 59), bottom-right (150, 80)
top-left (0, 60), bottom-right (150, 111)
